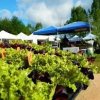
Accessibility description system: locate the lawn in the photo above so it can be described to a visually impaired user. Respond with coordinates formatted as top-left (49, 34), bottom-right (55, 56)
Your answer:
top-left (93, 54), bottom-right (100, 73)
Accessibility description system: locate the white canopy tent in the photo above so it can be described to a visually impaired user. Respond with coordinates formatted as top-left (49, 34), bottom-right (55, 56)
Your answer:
top-left (28, 34), bottom-right (49, 44)
top-left (69, 35), bottom-right (82, 42)
top-left (28, 34), bottom-right (38, 44)
top-left (34, 35), bottom-right (49, 40)
top-left (17, 32), bottom-right (32, 40)
top-left (48, 35), bottom-right (61, 42)
top-left (0, 30), bottom-right (17, 40)
top-left (83, 33), bottom-right (96, 40)
top-left (48, 35), bottom-right (56, 41)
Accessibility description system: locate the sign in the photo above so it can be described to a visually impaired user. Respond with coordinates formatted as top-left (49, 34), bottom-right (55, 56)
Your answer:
top-left (63, 47), bottom-right (79, 53)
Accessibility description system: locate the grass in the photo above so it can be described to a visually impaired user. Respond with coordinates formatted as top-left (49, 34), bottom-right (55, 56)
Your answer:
top-left (93, 54), bottom-right (100, 73)
top-left (94, 54), bottom-right (100, 67)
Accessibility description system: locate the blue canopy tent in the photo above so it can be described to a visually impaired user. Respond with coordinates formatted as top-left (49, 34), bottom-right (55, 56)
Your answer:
top-left (33, 22), bottom-right (90, 48)
top-left (33, 26), bottom-right (60, 48)
top-left (33, 22), bottom-right (90, 35)
top-left (33, 26), bottom-right (58, 35)
top-left (58, 21), bottom-right (90, 33)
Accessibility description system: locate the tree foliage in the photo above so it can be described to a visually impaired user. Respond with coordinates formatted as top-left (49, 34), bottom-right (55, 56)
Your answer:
top-left (90, 0), bottom-right (100, 39)
top-left (27, 22), bottom-right (43, 33)
top-left (27, 24), bottom-right (34, 33)
top-left (11, 16), bottom-right (30, 35)
top-left (0, 16), bottom-right (31, 35)
top-left (34, 22), bottom-right (43, 31)
top-left (91, 0), bottom-right (100, 21)
top-left (66, 6), bottom-right (88, 24)
top-left (0, 16), bottom-right (43, 35)
top-left (0, 18), bottom-right (11, 32)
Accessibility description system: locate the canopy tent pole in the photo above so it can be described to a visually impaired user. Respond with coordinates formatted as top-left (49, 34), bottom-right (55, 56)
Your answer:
top-left (87, 13), bottom-right (92, 33)
top-left (57, 32), bottom-right (58, 48)
top-left (56, 31), bottom-right (60, 48)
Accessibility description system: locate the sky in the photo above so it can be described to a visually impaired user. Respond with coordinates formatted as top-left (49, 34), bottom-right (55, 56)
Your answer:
top-left (0, 0), bottom-right (93, 26)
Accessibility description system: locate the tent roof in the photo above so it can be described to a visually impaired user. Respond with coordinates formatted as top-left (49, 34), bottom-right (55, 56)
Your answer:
top-left (29, 34), bottom-right (49, 40)
top-left (17, 32), bottom-right (26, 36)
top-left (69, 35), bottom-right (82, 42)
top-left (83, 33), bottom-right (96, 40)
top-left (17, 32), bottom-right (32, 40)
top-left (58, 21), bottom-right (90, 33)
top-left (0, 30), bottom-right (16, 39)
top-left (33, 26), bottom-right (57, 35)
top-left (33, 22), bottom-right (90, 35)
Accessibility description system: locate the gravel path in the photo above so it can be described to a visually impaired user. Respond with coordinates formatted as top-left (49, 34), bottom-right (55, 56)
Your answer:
top-left (76, 74), bottom-right (100, 100)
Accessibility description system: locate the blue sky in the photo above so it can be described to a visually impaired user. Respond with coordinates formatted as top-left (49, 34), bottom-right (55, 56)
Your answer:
top-left (0, 0), bottom-right (93, 26)
top-left (0, 0), bottom-right (17, 12)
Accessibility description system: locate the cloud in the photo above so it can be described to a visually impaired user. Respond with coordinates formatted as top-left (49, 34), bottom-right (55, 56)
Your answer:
top-left (26, 3), bottom-right (55, 25)
top-left (0, 0), bottom-right (93, 26)
top-left (16, 0), bottom-right (33, 10)
top-left (16, 0), bottom-right (74, 26)
top-left (75, 0), bottom-right (93, 10)
top-left (13, 10), bottom-right (24, 18)
top-left (0, 9), bottom-right (12, 19)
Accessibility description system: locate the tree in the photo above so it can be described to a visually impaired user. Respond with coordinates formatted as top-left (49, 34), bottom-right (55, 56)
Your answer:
top-left (65, 6), bottom-right (88, 24)
top-left (11, 16), bottom-right (25, 35)
top-left (0, 17), bottom-right (31, 35)
top-left (0, 18), bottom-right (11, 33)
top-left (10, 16), bottom-right (31, 35)
top-left (27, 24), bottom-right (35, 33)
top-left (34, 22), bottom-right (43, 31)
top-left (91, 0), bottom-right (100, 21)
top-left (90, 0), bottom-right (100, 39)
top-left (64, 6), bottom-right (88, 37)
